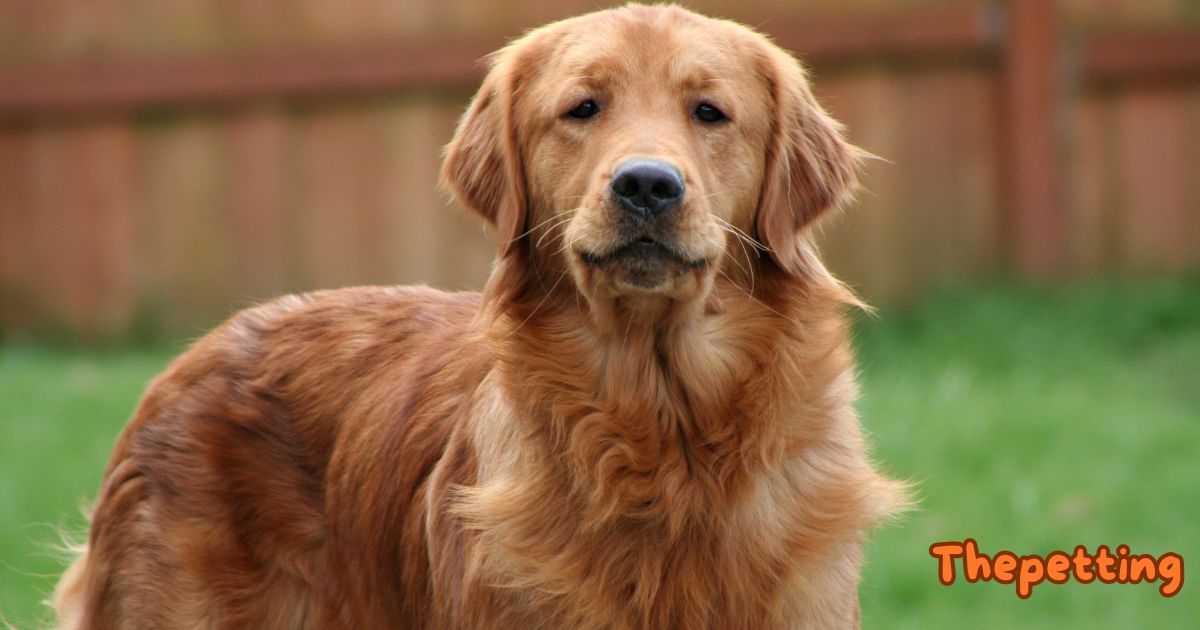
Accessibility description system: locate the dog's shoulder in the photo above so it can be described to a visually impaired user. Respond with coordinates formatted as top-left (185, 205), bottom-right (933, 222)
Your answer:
top-left (229, 284), bottom-right (482, 345)
top-left (110, 285), bottom-right (485, 476)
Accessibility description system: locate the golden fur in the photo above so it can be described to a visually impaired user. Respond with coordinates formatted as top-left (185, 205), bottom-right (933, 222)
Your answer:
top-left (54, 4), bottom-right (905, 628)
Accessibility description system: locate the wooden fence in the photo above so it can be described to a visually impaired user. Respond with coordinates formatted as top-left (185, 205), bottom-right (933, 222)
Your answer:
top-left (1, 0), bottom-right (1199, 339)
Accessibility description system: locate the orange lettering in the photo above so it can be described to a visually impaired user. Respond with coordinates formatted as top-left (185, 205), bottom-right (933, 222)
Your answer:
top-left (931, 542), bottom-right (1182, 598)
top-left (1159, 553), bottom-right (1184, 597)
top-left (1072, 545), bottom-right (1095, 583)
top-left (1016, 555), bottom-right (1045, 598)
top-left (963, 539), bottom-right (992, 582)
top-left (994, 552), bottom-right (1017, 583)
top-left (1128, 556), bottom-right (1157, 583)
top-left (1116, 544), bottom-right (1131, 582)
top-left (1045, 552), bottom-right (1070, 584)
top-left (1095, 546), bottom-right (1117, 583)
top-left (929, 542), bottom-right (964, 586)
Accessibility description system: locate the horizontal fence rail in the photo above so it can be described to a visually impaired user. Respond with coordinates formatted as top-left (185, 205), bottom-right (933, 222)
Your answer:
top-left (1083, 28), bottom-right (1200, 86)
top-left (0, 5), bottom-right (997, 119)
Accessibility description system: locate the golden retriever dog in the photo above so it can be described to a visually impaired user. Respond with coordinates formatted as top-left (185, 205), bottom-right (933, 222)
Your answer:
top-left (54, 4), bottom-right (906, 628)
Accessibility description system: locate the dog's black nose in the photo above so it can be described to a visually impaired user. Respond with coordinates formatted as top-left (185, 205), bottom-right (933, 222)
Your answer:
top-left (610, 159), bottom-right (685, 216)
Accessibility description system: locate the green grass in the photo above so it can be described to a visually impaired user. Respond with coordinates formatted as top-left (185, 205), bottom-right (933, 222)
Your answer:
top-left (0, 345), bottom-right (175, 628)
top-left (1, 276), bottom-right (1197, 627)
top-left (857, 276), bottom-right (1200, 627)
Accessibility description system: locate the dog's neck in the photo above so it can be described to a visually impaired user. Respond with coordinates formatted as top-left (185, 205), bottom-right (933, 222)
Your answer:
top-left (478, 248), bottom-right (861, 529)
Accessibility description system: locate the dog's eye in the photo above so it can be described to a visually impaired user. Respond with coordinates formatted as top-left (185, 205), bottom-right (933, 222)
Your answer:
top-left (566, 99), bottom-right (600, 120)
top-left (694, 103), bottom-right (726, 124)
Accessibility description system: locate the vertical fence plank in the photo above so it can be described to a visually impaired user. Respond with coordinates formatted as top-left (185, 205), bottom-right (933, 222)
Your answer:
top-left (1114, 87), bottom-right (1197, 271)
top-left (956, 69), bottom-right (1004, 279)
top-left (904, 69), bottom-right (979, 285)
top-left (1188, 88), bottom-right (1200, 266)
top-left (135, 116), bottom-right (234, 335)
top-left (69, 121), bottom-right (137, 337)
top-left (25, 127), bottom-right (85, 334)
top-left (386, 99), bottom-right (447, 287)
top-left (291, 106), bottom-right (374, 290)
top-left (0, 130), bottom-right (31, 332)
top-left (1000, 0), bottom-right (1067, 277)
top-left (1066, 94), bottom-right (1116, 274)
top-left (227, 107), bottom-right (287, 302)
top-left (352, 105), bottom-right (409, 288)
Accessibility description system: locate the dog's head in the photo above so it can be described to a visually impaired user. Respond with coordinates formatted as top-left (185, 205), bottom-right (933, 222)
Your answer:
top-left (443, 4), bottom-right (862, 313)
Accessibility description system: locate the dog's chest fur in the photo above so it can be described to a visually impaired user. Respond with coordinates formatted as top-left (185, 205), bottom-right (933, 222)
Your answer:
top-left (312, 285), bottom-right (893, 628)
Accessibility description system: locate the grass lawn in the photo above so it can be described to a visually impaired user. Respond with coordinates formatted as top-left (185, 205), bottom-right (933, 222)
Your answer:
top-left (0, 344), bottom-right (175, 628)
top-left (2, 276), bottom-right (1198, 627)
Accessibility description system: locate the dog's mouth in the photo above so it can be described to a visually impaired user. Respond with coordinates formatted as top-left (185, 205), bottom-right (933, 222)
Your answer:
top-left (579, 236), bottom-right (708, 290)
top-left (580, 236), bottom-right (708, 270)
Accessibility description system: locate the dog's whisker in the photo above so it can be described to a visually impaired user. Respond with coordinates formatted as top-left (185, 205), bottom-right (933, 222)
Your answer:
top-left (718, 221), bottom-right (758, 291)
top-left (503, 267), bottom-right (571, 340)
top-left (534, 212), bottom-right (579, 248)
top-left (717, 269), bottom-right (805, 329)
top-left (554, 232), bottom-right (590, 258)
top-left (518, 211), bottom-right (576, 243)
top-left (696, 189), bottom-right (731, 201)
top-left (717, 228), bottom-right (755, 292)
top-left (713, 215), bottom-right (768, 253)
top-left (714, 229), bottom-right (749, 275)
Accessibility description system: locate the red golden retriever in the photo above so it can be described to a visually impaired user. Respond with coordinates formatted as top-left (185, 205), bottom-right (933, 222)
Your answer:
top-left (54, 4), bottom-right (906, 628)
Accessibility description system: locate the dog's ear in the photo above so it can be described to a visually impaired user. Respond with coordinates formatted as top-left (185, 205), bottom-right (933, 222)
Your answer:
top-left (755, 44), bottom-right (865, 276)
top-left (441, 47), bottom-right (528, 257)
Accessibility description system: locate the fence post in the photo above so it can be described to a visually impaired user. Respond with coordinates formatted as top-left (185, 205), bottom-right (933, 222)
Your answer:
top-left (999, 0), bottom-right (1066, 277)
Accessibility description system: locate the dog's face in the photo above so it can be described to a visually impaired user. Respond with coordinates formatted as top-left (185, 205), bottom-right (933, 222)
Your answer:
top-left (443, 5), bottom-right (861, 309)
top-left (521, 10), bottom-right (769, 302)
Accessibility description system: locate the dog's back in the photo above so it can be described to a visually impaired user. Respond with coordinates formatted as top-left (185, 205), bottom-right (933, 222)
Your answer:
top-left (55, 286), bottom-right (485, 628)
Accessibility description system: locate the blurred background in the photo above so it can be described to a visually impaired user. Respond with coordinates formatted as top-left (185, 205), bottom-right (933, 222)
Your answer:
top-left (0, 0), bottom-right (1197, 627)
